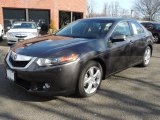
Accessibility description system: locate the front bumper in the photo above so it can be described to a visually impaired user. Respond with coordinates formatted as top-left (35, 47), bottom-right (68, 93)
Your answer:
top-left (7, 36), bottom-right (37, 44)
top-left (5, 53), bottom-right (81, 96)
top-left (2, 34), bottom-right (7, 40)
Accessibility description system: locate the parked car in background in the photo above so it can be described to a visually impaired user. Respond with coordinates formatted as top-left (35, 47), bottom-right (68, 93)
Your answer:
top-left (5, 18), bottom-right (153, 97)
top-left (141, 22), bottom-right (160, 43)
top-left (4, 19), bottom-right (16, 33)
top-left (0, 24), bottom-right (4, 41)
top-left (6, 22), bottom-right (40, 45)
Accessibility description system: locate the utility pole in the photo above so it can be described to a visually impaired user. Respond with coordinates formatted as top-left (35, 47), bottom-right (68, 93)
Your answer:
top-left (131, 10), bottom-right (134, 18)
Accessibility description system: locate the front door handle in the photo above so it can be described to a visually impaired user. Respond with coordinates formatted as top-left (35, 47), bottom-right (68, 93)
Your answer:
top-left (143, 35), bottom-right (146, 38)
top-left (130, 40), bottom-right (134, 43)
top-left (108, 40), bottom-right (113, 48)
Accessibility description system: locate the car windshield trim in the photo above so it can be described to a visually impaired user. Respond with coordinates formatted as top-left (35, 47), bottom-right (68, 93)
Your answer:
top-left (56, 34), bottom-right (100, 39)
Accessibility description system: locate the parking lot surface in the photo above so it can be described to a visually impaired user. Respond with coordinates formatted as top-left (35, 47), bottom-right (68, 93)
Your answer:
top-left (0, 41), bottom-right (160, 120)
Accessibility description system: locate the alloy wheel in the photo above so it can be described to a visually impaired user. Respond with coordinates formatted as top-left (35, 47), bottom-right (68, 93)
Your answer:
top-left (83, 66), bottom-right (101, 94)
top-left (154, 35), bottom-right (159, 43)
top-left (144, 47), bottom-right (151, 65)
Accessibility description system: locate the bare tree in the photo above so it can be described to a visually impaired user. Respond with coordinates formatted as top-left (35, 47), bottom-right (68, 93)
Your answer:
top-left (109, 1), bottom-right (120, 17)
top-left (102, 3), bottom-right (109, 16)
top-left (134, 0), bottom-right (160, 21)
top-left (87, 0), bottom-right (94, 18)
top-left (132, 10), bottom-right (142, 20)
top-left (119, 8), bottom-right (131, 18)
top-left (102, 1), bottom-right (121, 17)
top-left (88, 1), bottom-right (131, 18)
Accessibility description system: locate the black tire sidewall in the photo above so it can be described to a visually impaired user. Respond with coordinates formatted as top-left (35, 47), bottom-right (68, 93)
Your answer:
top-left (78, 61), bottom-right (103, 97)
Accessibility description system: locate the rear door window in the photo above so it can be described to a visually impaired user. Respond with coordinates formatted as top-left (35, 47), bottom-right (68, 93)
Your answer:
top-left (131, 22), bottom-right (144, 35)
top-left (112, 22), bottom-right (131, 37)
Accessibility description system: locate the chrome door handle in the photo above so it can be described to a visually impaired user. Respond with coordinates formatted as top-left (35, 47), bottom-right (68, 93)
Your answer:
top-left (130, 40), bottom-right (134, 43)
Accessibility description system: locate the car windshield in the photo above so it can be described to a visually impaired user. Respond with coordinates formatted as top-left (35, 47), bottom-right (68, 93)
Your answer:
top-left (56, 20), bottom-right (113, 39)
top-left (154, 24), bottom-right (160, 30)
top-left (12, 23), bottom-right (37, 29)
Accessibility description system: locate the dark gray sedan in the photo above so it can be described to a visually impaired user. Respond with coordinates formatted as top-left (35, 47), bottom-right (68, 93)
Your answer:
top-left (5, 18), bottom-right (153, 97)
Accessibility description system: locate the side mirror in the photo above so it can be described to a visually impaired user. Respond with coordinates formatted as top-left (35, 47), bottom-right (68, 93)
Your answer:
top-left (37, 27), bottom-right (41, 30)
top-left (7, 26), bottom-right (11, 30)
top-left (110, 35), bottom-right (126, 43)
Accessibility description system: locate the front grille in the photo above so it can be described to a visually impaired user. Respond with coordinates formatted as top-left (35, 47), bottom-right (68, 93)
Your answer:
top-left (8, 40), bottom-right (16, 42)
top-left (9, 56), bottom-right (30, 67)
top-left (15, 36), bottom-right (27, 38)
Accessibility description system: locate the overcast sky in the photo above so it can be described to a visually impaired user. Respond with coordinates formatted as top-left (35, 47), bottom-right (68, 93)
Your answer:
top-left (88, 0), bottom-right (135, 13)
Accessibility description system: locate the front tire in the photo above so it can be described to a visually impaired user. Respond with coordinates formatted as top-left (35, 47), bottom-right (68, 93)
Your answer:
top-left (140, 46), bottom-right (151, 67)
top-left (78, 61), bottom-right (103, 98)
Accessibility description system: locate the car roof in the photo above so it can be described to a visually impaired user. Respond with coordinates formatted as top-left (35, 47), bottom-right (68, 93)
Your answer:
top-left (141, 21), bottom-right (160, 24)
top-left (84, 17), bottom-right (136, 22)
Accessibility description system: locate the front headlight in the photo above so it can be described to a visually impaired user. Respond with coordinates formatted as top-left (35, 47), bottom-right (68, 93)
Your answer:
top-left (36, 54), bottom-right (79, 66)
top-left (37, 58), bottom-right (58, 66)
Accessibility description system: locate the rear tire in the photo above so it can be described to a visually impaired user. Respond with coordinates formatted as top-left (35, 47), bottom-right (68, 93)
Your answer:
top-left (140, 46), bottom-right (151, 67)
top-left (78, 61), bottom-right (103, 98)
top-left (153, 34), bottom-right (159, 43)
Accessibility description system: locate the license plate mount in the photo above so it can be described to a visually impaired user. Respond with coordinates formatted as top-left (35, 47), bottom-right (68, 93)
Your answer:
top-left (6, 69), bottom-right (15, 81)
top-left (18, 39), bottom-right (24, 42)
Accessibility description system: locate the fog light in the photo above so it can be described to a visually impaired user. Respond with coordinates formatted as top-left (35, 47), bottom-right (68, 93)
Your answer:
top-left (43, 83), bottom-right (50, 89)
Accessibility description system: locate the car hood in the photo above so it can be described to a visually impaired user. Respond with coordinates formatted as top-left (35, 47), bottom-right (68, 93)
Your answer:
top-left (11, 35), bottom-right (91, 58)
top-left (8, 29), bottom-right (38, 33)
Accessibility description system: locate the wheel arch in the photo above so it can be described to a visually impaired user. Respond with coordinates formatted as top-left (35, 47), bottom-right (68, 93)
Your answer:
top-left (153, 33), bottom-right (159, 37)
top-left (153, 33), bottom-right (159, 43)
top-left (148, 44), bottom-right (153, 55)
top-left (91, 58), bottom-right (106, 80)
